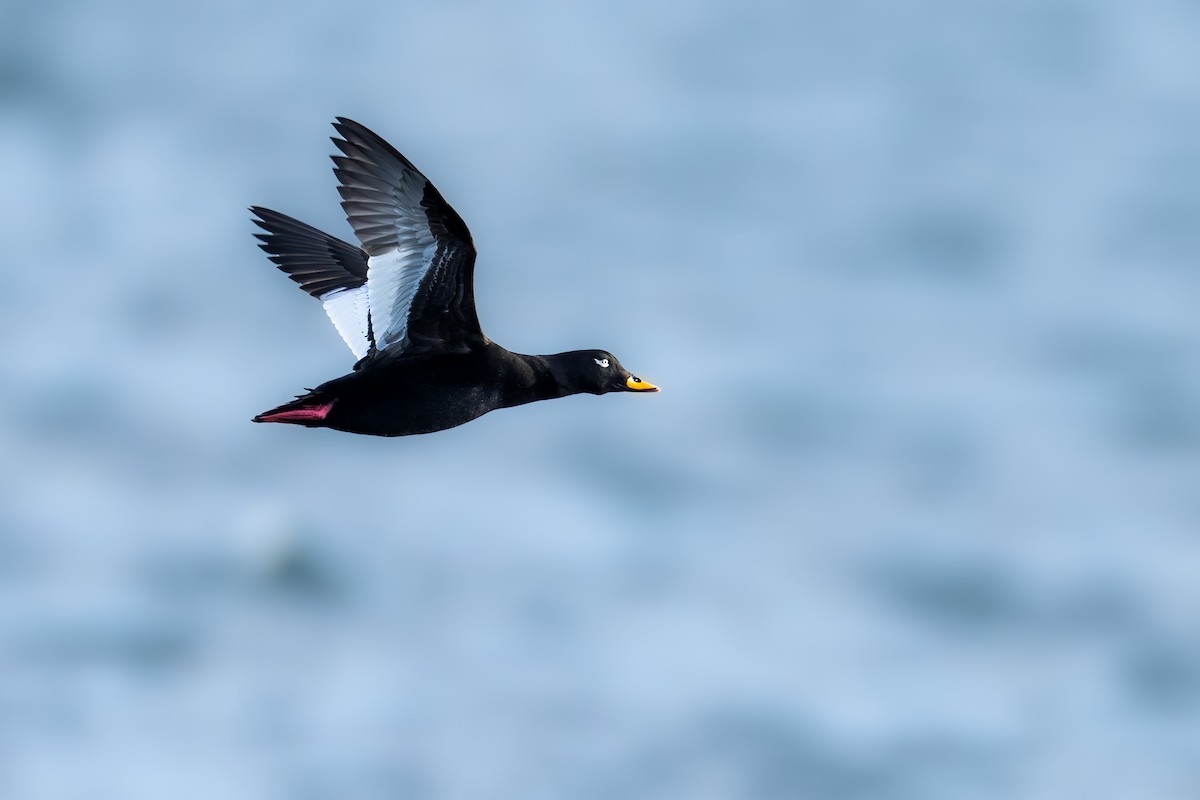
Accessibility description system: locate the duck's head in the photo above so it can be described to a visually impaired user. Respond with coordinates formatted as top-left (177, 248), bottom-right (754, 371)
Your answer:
top-left (555, 350), bottom-right (660, 395)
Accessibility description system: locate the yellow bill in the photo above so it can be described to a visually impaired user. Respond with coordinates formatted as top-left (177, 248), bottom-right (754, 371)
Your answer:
top-left (626, 375), bottom-right (660, 392)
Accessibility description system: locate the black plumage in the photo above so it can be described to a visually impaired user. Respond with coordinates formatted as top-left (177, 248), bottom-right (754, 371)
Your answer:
top-left (251, 118), bottom-right (658, 437)
top-left (251, 207), bottom-right (367, 298)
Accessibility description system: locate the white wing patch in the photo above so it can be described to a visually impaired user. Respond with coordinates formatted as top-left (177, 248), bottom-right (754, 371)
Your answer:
top-left (319, 286), bottom-right (372, 359)
top-left (366, 239), bottom-right (438, 352)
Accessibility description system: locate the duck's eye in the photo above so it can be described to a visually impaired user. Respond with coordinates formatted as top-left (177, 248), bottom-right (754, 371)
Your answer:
top-left (631, 375), bottom-right (641, 382)
top-left (594, 358), bottom-right (610, 368)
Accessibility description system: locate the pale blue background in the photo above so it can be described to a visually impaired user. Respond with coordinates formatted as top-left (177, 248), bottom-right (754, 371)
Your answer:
top-left (3, 1), bottom-right (1200, 798)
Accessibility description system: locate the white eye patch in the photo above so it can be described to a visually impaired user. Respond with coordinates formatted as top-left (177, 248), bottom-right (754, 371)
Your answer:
top-left (594, 357), bottom-right (610, 368)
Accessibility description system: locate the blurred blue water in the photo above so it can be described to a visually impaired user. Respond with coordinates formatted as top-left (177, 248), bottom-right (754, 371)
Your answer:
top-left (3, 0), bottom-right (1200, 798)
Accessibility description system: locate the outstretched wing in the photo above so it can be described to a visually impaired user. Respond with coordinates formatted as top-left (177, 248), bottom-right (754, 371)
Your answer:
top-left (331, 118), bottom-right (485, 358)
top-left (250, 206), bottom-right (373, 359)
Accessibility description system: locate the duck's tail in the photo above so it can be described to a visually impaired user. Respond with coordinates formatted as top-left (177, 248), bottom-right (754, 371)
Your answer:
top-left (253, 390), bottom-right (335, 426)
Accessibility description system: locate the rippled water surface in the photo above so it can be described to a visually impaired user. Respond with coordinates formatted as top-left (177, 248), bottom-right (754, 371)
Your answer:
top-left (3, 1), bottom-right (1199, 797)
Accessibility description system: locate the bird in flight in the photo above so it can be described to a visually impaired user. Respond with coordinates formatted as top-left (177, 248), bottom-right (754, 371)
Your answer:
top-left (251, 118), bottom-right (658, 437)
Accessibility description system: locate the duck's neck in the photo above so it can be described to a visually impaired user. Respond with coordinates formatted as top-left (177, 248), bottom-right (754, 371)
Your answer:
top-left (509, 352), bottom-right (582, 405)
